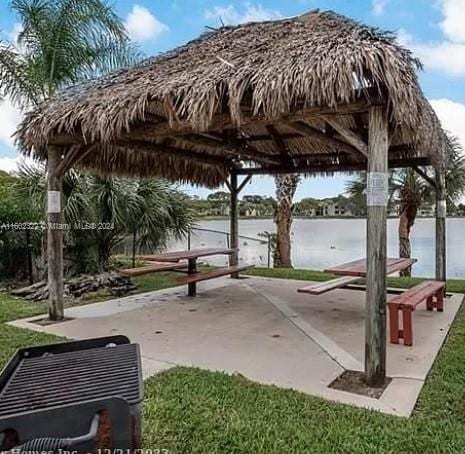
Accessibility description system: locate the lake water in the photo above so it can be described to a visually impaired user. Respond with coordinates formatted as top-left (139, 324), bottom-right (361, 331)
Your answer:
top-left (168, 218), bottom-right (465, 278)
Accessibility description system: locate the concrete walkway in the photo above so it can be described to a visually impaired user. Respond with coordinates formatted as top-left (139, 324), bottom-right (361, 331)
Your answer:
top-left (10, 276), bottom-right (463, 417)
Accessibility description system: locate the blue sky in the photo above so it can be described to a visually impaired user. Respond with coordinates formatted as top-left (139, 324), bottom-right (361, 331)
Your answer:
top-left (1, 0), bottom-right (465, 200)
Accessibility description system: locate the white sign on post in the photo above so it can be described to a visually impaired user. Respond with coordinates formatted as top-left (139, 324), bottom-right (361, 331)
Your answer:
top-left (366, 172), bottom-right (388, 207)
top-left (47, 191), bottom-right (61, 214)
top-left (437, 200), bottom-right (447, 218)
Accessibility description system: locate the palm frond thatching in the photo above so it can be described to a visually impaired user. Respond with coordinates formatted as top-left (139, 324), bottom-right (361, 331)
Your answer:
top-left (16, 9), bottom-right (449, 188)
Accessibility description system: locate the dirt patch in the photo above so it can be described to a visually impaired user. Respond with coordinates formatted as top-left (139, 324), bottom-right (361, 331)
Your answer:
top-left (329, 370), bottom-right (391, 399)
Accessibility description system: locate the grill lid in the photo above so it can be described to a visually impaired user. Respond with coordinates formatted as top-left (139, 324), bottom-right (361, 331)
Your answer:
top-left (0, 337), bottom-right (143, 417)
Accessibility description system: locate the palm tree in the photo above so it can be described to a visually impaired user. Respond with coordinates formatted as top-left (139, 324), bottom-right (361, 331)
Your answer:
top-left (274, 174), bottom-right (300, 267)
top-left (0, 0), bottom-right (138, 106)
top-left (127, 180), bottom-right (194, 268)
top-left (14, 164), bottom-right (196, 274)
top-left (346, 137), bottom-right (465, 276)
top-left (0, 0), bottom-right (141, 279)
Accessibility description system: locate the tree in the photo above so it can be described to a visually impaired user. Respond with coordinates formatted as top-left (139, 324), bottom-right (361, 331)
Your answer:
top-left (346, 137), bottom-right (465, 276)
top-left (274, 174), bottom-right (300, 267)
top-left (0, 171), bottom-right (42, 280)
top-left (295, 197), bottom-right (318, 216)
top-left (0, 0), bottom-right (138, 106)
top-left (15, 164), bottom-right (195, 275)
top-left (0, 0), bottom-right (140, 294)
top-left (207, 191), bottom-right (230, 216)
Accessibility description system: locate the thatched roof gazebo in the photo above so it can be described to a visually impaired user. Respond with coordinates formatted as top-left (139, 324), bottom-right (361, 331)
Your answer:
top-left (17, 9), bottom-right (449, 386)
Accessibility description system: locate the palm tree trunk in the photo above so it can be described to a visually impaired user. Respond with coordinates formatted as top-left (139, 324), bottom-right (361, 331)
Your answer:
top-left (132, 231), bottom-right (137, 268)
top-left (398, 204), bottom-right (417, 277)
top-left (398, 209), bottom-right (411, 277)
top-left (274, 174), bottom-right (300, 267)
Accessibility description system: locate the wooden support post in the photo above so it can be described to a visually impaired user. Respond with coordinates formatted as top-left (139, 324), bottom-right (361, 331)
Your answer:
top-left (187, 258), bottom-right (197, 296)
top-left (365, 106), bottom-right (388, 386)
top-left (229, 171), bottom-right (239, 278)
top-left (47, 146), bottom-right (64, 321)
top-left (435, 168), bottom-right (446, 284)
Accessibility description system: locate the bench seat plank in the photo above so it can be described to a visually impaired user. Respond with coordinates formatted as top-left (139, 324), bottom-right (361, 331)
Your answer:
top-left (389, 281), bottom-right (445, 309)
top-left (120, 262), bottom-right (187, 277)
top-left (183, 265), bottom-right (253, 284)
top-left (297, 276), bottom-right (361, 295)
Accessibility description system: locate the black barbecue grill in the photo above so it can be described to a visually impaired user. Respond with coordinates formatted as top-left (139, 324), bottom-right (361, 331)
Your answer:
top-left (0, 336), bottom-right (143, 453)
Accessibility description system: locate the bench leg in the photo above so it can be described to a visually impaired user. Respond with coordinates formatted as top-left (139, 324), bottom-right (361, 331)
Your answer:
top-left (402, 307), bottom-right (413, 346)
top-left (188, 258), bottom-right (197, 297)
top-left (388, 303), bottom-right (400, 344)
top-left (436, 291), bottom-right (444, 312)
top-left (426, 296), bottom-right (434, 311)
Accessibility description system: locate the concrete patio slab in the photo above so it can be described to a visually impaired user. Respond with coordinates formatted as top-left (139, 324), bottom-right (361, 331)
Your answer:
top-left (10, 276), bottom-right (463, 417)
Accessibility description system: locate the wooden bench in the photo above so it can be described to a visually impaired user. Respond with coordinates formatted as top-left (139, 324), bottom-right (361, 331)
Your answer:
top-left (297, 276), bottom-right (362, 295)
top-left (388, 280), bottom-right (446, 346)
top-left (182, 265), bottom-right (253, 284)
top-left (120, 262), bottom-right (187, 277)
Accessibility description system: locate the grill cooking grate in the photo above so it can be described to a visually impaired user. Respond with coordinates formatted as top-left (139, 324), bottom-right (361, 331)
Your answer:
top-left (0, 341), bottom-right (142, 417)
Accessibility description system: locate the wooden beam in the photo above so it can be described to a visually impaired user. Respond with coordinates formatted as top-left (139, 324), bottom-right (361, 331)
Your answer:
top-left (413, 166), bottom-right (436, 189)
top-left (56, 145), bottom-right (94, 177)
top-left (47, 146), bottom-right (64, 321)
top-left (230, 171), bottom-right (239, 278)
top-left (237, 175), bottom-right (252, 193)
top-left (49, 98), bottom-right (379, 147)
top-left (237, 132), bottom-right (301, 142)
top-left (116, 139), bottom-right (237, 168)
top-left (365, 105), bottom-right (388, 387)
top-left (135, 131), bottom-right (281, 166)
top-left (196, 129), bottom-right (282, 166)
top-left (285, 121), bottom-right (360, 156)
top-left (235, 157), bottom-right (431, 175)
top-left (435, 169), bottom-right (446, 284)
top-left (324, 117), bottom-right (369, 157)
top-left (354, 113), bottom-right (368, 143)
top-left (266, 125), bottom-right (292, 165)
top-left (229, 131), bottom-right (282, 166)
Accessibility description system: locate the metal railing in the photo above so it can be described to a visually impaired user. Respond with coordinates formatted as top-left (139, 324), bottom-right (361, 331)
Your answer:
top-left (187, 227), bottom-right (273, 267)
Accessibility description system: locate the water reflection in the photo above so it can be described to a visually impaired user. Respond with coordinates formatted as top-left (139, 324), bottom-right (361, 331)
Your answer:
top-left (168, 218), bottom-right (465, 278)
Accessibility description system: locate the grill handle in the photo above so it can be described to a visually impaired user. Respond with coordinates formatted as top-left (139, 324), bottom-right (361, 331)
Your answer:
top-left (2, 414), bottom-right (100, 454)
top-left (66, 413), bottom-right (100, 445)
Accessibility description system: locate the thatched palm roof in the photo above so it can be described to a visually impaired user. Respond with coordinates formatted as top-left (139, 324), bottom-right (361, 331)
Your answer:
top-left (17, 9), bottom-right (448, 187)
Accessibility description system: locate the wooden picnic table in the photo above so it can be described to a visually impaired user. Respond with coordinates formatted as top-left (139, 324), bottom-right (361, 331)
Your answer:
top-left (299, 257), bottom-right (418, 296)
top-left (138, 248), bottom-right (236, 263)
top-left (325, 257), bottom-right (417, 278)
top-left (138, 248), bottom-right (237, 296)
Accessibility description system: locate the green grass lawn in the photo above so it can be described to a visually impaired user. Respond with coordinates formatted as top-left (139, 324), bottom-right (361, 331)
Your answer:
top-left (1, 268), bottom-right (465, 452)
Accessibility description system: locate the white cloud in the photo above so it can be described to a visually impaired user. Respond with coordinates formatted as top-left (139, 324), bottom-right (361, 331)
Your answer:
top-left (0, 155), bottom-right (37, 174)
top-left (124, 5), bottom-right (168, 42)
top-left (0, 157), bottom-right (19, 173)
top-left (204, 3), bottom-right (282, 25)
top-left (372, 0), bottom-right (389, 16)
top-left (430, 98), bottom-right (465, 149)
top-left (0, 97), bottom-right (25, 175)
top-left (4, 22), bottom-right (22, 44)
top-left (0, 97), bottom-right (22, 149)
top-left (398, 29), bottom-right (465, 77)
top-left (439, 0), bottom-right (465, 43)
top-left (397, 1), bottom-right (465, 76)
top-left (413, 42), bottom-right (465, 76)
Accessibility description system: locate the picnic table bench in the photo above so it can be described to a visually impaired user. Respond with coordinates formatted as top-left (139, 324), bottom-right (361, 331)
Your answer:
top-left (297, 276), bottom-right (362, 295)
top-left (120, 248), bottom-right (252, 296)
top-left (388, 280), bottom-right (445, 346)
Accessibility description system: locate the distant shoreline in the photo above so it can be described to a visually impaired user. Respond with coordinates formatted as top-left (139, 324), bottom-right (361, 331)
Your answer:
top-left (198, 215), bottom-right (465, 221)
